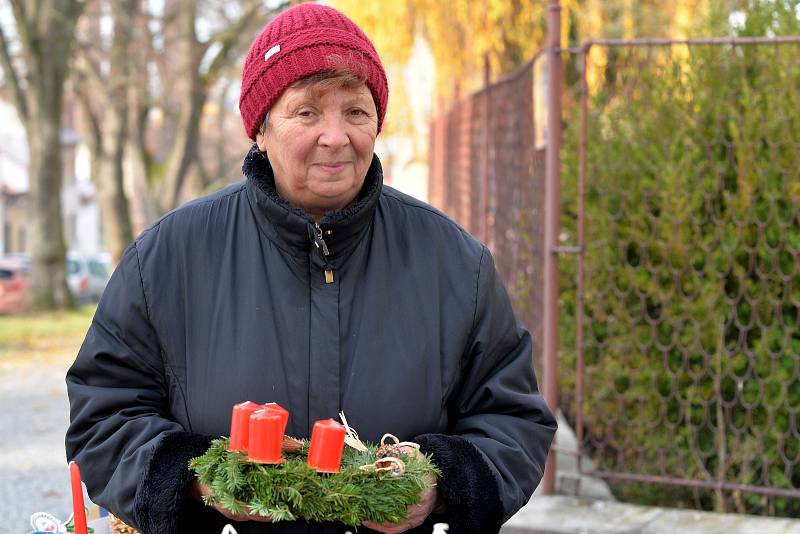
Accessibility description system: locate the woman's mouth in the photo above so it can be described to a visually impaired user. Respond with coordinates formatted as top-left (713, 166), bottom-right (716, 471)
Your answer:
top-left (316, 161), bottom-right (349, 173)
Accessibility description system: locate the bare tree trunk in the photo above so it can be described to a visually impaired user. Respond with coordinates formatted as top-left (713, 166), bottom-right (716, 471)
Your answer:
top-left (1, 0), bottom-right (84, 309)
top-left (125, 133), bottom-right (160, 234)
top-left (26, 114), bottom-right (73, 309)
top-left (125, 2), bottom-right (160, 231)
top-left (159, 86), bottom-right (205, 211)
top-left (101, 0), bottom-right (135, 261)
top-left (74, 0), bottom-right (136, 263)
top-left (94, 123), bottom-right (133, 262)
top-left (77, 89), bottom-right (134, 265)
top-left (158, 0), bottom-right (205, 212)
top-left (215, 83), bottom-right (230, 182)
top-left (78, 94), bottom-right (133, 260)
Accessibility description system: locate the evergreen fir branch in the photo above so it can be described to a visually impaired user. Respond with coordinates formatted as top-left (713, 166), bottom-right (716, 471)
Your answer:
top-left (189, 438), bottom-right (440, 526)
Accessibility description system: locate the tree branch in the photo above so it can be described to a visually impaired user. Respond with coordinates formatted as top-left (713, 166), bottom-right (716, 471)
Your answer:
top-left (73, 40), bottom-right (109, 92)
top-left (195, 147), bottom-right (214, 188)
top-left (32, 0), bottom-right (44, 29)
top-left (65, 0), bottom-right (90, 27)
top-left (0, 18), bottom-right (28, 123)
top-left (72, 57), bottom-right (112, 128)
top-left (201, 1), bottom-right (291, 86)
top-left (73, 71), bottom-right (103, 153)
top-left (9, 1), bottom-right (37, 74)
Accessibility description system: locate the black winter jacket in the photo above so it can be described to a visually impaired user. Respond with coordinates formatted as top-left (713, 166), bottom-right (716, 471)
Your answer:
top-left (66, 148), bottom-right (556, 534)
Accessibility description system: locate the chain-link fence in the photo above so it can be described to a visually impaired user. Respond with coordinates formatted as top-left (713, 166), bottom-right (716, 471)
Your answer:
top-left (427, 36), bottom-right (800, 516)
top-left (429, 57), bottom-right (547, 375)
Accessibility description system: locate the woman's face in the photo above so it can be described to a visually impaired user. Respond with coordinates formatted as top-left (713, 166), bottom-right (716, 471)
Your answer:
top-left (256, 81), bottom-right (378, 220)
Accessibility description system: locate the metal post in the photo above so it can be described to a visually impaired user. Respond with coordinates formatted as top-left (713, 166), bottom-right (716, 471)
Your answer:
top-left (575, 45), bottom-right (589, 475)
top-left (481, 54), bottom-right (491, 244)
top-left (541, 0), bottom-right (563, 496)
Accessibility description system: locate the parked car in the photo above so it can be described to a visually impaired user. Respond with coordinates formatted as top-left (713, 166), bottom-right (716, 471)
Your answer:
top-left (0, 257), bottom-right (30, 314)
top-left (66, 251), bottom-right (112, 303)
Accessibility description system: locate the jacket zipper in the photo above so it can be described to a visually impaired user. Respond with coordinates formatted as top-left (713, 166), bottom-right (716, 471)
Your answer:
top-left (314, 222), bottom-right (334, 284)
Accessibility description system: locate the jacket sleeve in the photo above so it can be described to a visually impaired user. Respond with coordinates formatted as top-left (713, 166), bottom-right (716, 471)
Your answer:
top-left (414, 246), bottom-right (557, 533)
top-left (65, 243), bottom-right (212, 532)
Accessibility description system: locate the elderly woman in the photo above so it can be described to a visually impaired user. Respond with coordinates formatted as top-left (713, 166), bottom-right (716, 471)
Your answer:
top-left (65, 4), bottom-right (556, 534)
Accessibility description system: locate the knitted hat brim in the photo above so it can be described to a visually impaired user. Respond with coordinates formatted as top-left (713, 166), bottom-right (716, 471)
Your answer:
top-left (240, 32), bottom-right (388, 140)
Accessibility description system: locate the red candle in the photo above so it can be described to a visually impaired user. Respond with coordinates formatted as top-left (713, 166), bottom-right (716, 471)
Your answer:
top-left (248, 409), bottom-right (287, 463)
top-left (229, 401), bottom-right (261, 452)
top-left (261, 402), bottom-right (289, 430)
top-left (307, 419), bottom-right (346, 473)
top-left (68, 461), bottom-right (88, 534)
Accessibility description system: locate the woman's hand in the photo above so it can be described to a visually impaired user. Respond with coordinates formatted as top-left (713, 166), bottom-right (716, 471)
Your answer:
top-left (191, 480), bottom-right (273, 523)
top-left (362, 447), bottom-right (443, 533)
top-left (362, 476), bottom-right (438, 533)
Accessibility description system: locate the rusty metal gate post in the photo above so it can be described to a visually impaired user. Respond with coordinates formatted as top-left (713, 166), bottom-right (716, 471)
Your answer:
top-left (541, 0), bottom-right (563, 496)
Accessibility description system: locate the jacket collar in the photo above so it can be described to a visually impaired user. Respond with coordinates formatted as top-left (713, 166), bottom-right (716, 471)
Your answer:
top-left (243, 145), bottom-right (383, 264)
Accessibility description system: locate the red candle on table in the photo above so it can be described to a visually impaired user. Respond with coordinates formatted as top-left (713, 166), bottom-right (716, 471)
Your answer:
top-left (229, 401), bottom-right (261, 452)
top-left (69, 461), bottom-right (88, 534)
top-left (248, 409), bottom-right (287, 463)
top-left (307, 419), bottom-right (346, 473)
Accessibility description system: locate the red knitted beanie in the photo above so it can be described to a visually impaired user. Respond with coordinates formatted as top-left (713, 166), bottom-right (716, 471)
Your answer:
top-left (239, 3), bottom-right (389, 141)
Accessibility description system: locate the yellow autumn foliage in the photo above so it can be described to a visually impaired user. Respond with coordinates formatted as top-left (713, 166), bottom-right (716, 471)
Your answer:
top-left (334, 0), bottom-right (717, 98)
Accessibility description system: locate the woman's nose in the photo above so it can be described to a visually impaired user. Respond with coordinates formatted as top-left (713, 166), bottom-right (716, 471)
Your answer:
top-left (317, 116), bottom-right (350, 149)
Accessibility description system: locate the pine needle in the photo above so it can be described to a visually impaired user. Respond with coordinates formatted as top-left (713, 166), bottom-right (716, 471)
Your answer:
top-left (189, 438), bottom-right (439, 526)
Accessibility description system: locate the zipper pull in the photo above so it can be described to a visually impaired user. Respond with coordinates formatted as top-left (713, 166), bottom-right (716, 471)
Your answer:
top-left (313, 222), bottom-right (334, 283)
top-left (314, 222), bottom-right (330, 256)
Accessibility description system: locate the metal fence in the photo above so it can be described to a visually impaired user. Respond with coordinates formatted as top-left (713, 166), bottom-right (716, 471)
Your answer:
top-left (429, 57), bottom-right (548, 376)
top-left (427, 36), bottom-right (800, 516)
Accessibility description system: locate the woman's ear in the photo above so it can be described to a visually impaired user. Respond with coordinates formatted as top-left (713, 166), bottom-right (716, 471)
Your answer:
top-left (255, 132), bottom-right (268, 153)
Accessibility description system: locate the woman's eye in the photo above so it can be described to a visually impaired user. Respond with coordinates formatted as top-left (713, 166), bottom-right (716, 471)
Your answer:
top-left (298, 110), bottom-right (314, 117)
top-left (348, 108), bottom-right (368, 118)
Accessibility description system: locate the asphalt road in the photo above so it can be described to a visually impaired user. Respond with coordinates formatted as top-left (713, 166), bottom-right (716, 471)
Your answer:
top-left (0, 357), bottom-right (74, 533)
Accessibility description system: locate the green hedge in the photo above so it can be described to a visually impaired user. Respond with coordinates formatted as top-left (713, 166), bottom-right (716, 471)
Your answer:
top-left (558, 41), bottom-right (800, 516)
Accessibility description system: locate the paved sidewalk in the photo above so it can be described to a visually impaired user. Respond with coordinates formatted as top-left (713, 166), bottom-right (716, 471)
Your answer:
top-left (502, 495), bottom-right (800, 534)
top-left (533, 412), bottom-right (615, 501)
top-left (501, 412), bottom-right (800, 534)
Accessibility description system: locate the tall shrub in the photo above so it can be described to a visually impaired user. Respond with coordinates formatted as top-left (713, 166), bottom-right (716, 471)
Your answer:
top-left (559, 41), bottom-right (800, 516)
